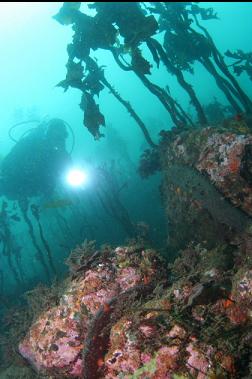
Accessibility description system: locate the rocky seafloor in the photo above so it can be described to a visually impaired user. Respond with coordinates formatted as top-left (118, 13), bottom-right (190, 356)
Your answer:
top-left (1, 119), bottom-right (252, 379)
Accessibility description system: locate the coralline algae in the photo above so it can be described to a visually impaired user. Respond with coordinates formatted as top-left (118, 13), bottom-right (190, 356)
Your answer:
top-left (19, 246), bottom-right (162, 377)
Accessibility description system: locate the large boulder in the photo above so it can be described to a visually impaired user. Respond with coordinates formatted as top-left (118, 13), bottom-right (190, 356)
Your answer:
top-left (19, 246), bottom-right (163, 378)
top-left (160, 124), bottom-right (252, 252)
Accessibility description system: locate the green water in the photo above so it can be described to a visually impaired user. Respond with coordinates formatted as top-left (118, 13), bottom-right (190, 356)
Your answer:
top-left (0, 2), bottom-right (252, 375)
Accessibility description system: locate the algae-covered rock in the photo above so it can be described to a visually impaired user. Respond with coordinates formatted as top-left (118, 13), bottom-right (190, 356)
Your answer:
top-left (160, 125), bottom-right (252, 251)
top-left (18, 245), bottom-right (164, 378)
top-left (102, 242), bottom-right (251, 379)
top-left (15, 238), bottom-right (251, 379)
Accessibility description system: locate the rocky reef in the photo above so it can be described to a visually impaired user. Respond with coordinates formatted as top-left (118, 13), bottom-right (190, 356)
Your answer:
top-left (103, 247), bottom-right (252, 379)
top-left (159, 118), bottom-right (252, 253)
top-left (18, 244), bottom-right (165, 378)
top-left (3, 118), bottom-right (251, 379)
top-left (16, 241), bottom-right (251, 379)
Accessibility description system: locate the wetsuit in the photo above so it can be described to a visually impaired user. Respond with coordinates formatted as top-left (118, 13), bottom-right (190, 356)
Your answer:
top-left (0, 123), bottom-right (71, 200)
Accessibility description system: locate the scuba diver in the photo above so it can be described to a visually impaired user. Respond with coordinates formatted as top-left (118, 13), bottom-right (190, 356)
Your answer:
top-left (0, 118), bottom-right (73, 200)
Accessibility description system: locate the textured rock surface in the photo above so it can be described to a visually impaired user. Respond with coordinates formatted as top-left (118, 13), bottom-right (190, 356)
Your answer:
top-left (103, 243), bottom-right (251, 379)
top-left (160, 124), bottom-right (252, 251)
top-left (19, 246), bottom-right (163, 377)
top-left (18, 241), bottom-right (252, 379)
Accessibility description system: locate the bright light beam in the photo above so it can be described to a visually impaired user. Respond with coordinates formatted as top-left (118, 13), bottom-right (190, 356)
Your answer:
top-left (66, 168), bottom-right (88, 187)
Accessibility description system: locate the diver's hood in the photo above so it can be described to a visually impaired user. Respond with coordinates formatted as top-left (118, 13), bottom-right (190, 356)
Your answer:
top-left (46, 118), bottom-right (68, 139)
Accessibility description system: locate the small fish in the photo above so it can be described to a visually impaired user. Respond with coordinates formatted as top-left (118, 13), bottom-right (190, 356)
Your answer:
top-left (43, 198), bottom-right (73, 209)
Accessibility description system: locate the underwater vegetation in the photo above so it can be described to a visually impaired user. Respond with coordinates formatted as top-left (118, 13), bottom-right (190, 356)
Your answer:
top-left (202, 97), bottom-right (235, 125)
top-left (0, 156), bottom-right (154, 301)
top-left (54, 1), bottom-right (252, 145)
top-left (1, 2), bottom-right (252, 379)
top-left (225, 49), bottom-right (252, 81)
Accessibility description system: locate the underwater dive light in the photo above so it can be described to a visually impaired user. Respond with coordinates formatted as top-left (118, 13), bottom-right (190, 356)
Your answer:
top-left (66, 168), bottom-right (88, 187)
